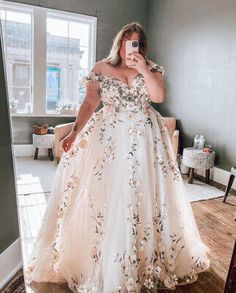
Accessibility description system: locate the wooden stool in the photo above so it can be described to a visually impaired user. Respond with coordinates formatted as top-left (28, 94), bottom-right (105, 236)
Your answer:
top-left (183, 147), bottom-right (215, 184)
top-left (223, 167), bottom-right (236, 203)
top-left (32, 133), bottom-right (55, 161)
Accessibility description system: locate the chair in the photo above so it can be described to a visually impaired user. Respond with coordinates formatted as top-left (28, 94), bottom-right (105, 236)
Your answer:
top-left (223, 167), bottom-right (236, 203)
top-left (54, 122), bottom-right (74, 163)
top-left (163, 117), bottom-right (179, 160)
top-left (54, 116), bottom-right (179, 163)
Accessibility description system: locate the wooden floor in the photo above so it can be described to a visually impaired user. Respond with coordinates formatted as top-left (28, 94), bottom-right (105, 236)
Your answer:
top-left (168, 194), bottom-right (236, 293)
top-left (22, 195), bottom-right (236, 293)
top-left (18, 171), bottom-right (236, 293)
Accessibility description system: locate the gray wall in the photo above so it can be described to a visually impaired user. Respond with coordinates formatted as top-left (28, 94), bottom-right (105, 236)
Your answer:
top-left (12, 117), bottom-right (75, 144)
top-left (0, 29), bottom-right (19, 254)
top-left (8, 0), bottom-right (149, 144)
top-left (148, 0), bottom-right (236, 171)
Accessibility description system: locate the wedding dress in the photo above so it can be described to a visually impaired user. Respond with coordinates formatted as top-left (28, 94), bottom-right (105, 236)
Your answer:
top-left (25, 59), bottom-right (210, 292)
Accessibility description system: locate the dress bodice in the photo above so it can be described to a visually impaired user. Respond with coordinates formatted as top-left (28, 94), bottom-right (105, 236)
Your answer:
top-left (80, 60), bottom-right (165, 113)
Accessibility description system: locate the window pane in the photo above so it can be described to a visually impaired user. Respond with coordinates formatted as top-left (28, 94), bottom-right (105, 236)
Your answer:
top-left (46, 66), bottom-right (61, 112)
top-left (10, 86), bottom-right (31, 112)
top-left (79, 46), bottom-right (89, 69)
top-left (6, 11), bottom-right (32, 62)
top-left (11, 63), bottom-right (31, 87)
top-left (46, 14), bottom-right (94, 114)
top-left (68, 34), bottom-right (81, 67)
top-left (0, 7), bottom-right (33, 113)
top-left (47, 17), bottom-right (68, 66)
top-left (69, 21), bottom-right (89, 47)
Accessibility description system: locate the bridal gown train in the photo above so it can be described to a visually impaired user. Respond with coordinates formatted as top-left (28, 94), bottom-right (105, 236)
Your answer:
top-left (25, 60), bottom-right (210, 292)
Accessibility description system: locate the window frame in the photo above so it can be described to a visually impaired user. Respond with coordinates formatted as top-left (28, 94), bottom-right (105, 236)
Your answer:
top-left (0, 1), bottom-right (97, 117)
top-left (0, 2), bottom-right (34, 115)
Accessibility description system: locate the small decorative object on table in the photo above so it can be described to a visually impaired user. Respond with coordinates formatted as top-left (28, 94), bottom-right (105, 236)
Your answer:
top-left (203, 144), bottom-right (213, 153)
top-left (9, 97), bottom-right (19, 113)
top-left (32, 123), bottom-right (49, 135)
top-left (198, 134), bottom-right (205, 149)
top-left (56, 99), bottom-right (77, 114)
top-left (193, 134), bottom-right (205, 149)
top-left (183, 146), bottom-right (215, 184)
top-left (193, 134), bottom-right (200, 148)
top-left (47, 125), bottom-right (55, 134)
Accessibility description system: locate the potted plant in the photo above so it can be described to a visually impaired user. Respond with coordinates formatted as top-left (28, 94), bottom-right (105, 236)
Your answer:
top-left (57, 99), bottom-right (77, 114)
top-left (9, 98), bottom-right (19, 113)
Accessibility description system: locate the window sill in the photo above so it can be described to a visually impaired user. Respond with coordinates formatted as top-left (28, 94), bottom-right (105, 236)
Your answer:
top-left (10, 113), bottom-right (77, 118)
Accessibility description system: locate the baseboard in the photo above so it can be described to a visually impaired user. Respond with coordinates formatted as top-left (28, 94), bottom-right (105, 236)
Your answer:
top-left (194, 165), bottom-right (236, 191)
top-left (0, 238), bottom-right (23, 290)
top-left (13, 144), bottom-right (53, 157)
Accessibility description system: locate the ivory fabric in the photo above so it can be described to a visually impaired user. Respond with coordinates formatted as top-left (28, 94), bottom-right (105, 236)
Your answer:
top-left (25, 60), bottom-right (210, 292)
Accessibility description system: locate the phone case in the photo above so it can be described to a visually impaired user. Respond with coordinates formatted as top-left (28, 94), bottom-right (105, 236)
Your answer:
top-left (125, 40), bottom-right (139, 66)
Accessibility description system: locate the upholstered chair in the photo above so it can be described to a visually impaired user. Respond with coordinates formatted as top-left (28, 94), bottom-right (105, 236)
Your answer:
top-left (54, 117), bottom-right (179, 163)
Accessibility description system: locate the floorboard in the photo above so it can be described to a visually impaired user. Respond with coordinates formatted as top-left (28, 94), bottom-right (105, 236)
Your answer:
top-left (171, 194), bottom-right (236, 292)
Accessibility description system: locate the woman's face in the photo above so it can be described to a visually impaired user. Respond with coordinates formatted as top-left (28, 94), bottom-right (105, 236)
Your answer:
top-left (120, 32), bottom-right (140, 62)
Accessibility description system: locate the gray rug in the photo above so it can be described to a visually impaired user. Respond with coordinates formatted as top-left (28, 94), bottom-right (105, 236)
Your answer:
top-left (182, 176), bottom-right (224, 202)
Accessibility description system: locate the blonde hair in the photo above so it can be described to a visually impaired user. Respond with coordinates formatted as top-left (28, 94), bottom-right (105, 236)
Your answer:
top-left (104, 22), bottom-right (148, 67)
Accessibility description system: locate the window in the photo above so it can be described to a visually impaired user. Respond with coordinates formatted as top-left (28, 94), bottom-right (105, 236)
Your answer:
top-left (46, 13), bottom-right (92, 114)
top-left (0, 1), bottom-right (96, 116)
top-left (0, 6), bottom-right (33, 113)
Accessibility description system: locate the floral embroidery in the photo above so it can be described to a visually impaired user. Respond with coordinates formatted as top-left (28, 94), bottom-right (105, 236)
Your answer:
top-left (69, 276), bottom-right (98, 293)
top-left (93, 142), bottom-right (116, 180)
top-left (50, 174), bottom-right (80, 272)
top-left (25, 59), bottom-right (210, 292)
top-left (79, 138), bottom-right (88, 148)
top-left (57, 174), bottom-right (79, 217)
top-left (80, 60), bottom-right (164, 114)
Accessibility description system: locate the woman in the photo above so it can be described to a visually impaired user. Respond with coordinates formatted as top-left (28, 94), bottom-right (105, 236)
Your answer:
top-left (25, 22), bottom-right (210, 292)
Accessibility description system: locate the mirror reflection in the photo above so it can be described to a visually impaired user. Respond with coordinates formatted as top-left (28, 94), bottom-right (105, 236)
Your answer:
top-left (0, 1), bottom-right (236, 293)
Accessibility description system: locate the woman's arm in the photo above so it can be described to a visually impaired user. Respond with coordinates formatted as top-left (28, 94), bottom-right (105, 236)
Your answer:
top-left (72, 79), bottom-right (101, 134)
top-left (62, 65), bottom-right (101, 152)
top-left (142, 70), bottom-right (166, 103)
top-left (128, 52), bottom-right (166, 104)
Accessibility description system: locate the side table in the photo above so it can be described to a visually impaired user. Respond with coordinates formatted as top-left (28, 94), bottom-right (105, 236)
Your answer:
top-left (183, 147), bottom-right (215, 184)
top-left (32, 133), bottom-right (55, 161)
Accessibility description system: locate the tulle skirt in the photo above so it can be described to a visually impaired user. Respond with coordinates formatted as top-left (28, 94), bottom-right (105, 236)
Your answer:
top-left (25, 105), bottom-right (210, 292)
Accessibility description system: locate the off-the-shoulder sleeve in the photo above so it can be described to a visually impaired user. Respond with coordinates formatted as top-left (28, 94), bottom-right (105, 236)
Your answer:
top-left (79, 71), bottom-right (104, 86)
top-left (148, 60), bottom-right (165, 76)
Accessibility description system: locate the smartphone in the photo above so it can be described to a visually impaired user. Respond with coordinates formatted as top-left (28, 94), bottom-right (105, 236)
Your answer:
top-left (125, 40), bottom-right (139, 66)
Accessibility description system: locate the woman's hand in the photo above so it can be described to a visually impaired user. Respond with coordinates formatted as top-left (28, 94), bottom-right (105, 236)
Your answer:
top-left (126, 52), bottom-right (149, 75)
top-left (127, 52), bottom-right (166, 103)
top-left (62, 132), bottom-right (77, 153)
